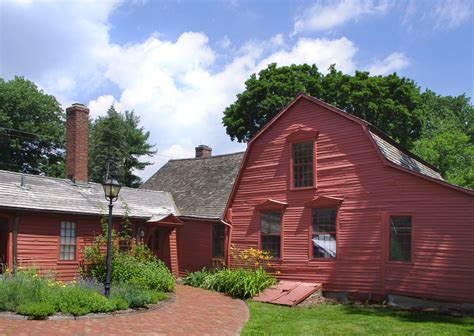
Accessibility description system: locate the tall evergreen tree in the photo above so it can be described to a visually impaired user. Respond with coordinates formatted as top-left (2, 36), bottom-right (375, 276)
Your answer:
top-left (88, 106), bottom-right (155, 187)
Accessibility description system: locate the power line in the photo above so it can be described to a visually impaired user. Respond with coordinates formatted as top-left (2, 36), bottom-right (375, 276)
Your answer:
top-left (0, 127), bottom-right (65, 144)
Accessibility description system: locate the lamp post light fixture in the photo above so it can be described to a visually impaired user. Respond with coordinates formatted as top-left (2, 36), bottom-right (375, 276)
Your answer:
top-left (102, 164), bottom-right (121, 298)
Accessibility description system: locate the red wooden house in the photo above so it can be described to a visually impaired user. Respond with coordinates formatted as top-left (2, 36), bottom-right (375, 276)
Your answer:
top-left (0, 103), bottom-right (239, 279)
top-left (0, 94), bottom-right (472, 304)
top-left (142, 147), bottom-right (243, 276)
top-left (222, 94), bottom-right (474, 303)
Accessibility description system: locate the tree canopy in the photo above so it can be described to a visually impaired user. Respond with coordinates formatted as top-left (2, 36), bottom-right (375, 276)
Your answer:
top-left (223, 64), bottom-right (423, 148)
top-left (0, 76), bottom-right (65, 177)
top-left (222, 63), bottom-right (473, 189)
top-left (413, 91), bottom-right (474, 189)
top-left (88, 106), bottom-right (155, 187)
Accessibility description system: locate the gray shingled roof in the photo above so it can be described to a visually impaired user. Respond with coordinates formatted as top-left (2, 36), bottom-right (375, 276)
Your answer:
top-left (369, 130), bottom-right (444, 181)
top-left (0, 170), bottom-right (178, 219)
top-left (141, 152), bottom-right (244, 219)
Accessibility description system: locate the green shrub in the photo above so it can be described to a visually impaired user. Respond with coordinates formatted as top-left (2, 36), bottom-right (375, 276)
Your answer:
top-left (0, 267), bottom-right (169, 317)
top-left (17, 302), bottom-right (56, 320)
top-left (58, 286), bottom-right (115, 316)
top-left (112, 283), bottom-right (165, 308)
top-left (184, 268), bottom-right (275, 299)
top-left (0, 268), bottom-right (59, 311)
top-left (183, 268), bottom-right (213, 287)
top-left (83, 245), bottom-right (175, 292)
top-left (109, 295), bottom-right (129, 311)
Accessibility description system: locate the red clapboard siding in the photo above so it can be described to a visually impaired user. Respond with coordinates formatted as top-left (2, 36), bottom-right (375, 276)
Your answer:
top-left (12, 212), bottom-right (132, 281)
top-left (227, 97), bottom-right (474, 303)
top-left (177, 219), bottom-right (214, 277)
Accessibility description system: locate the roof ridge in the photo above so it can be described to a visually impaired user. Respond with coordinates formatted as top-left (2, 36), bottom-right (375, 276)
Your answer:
top-left (168, 151), bottom-right (245, 162)
top-left (0, 169), bottom-right (170, 195)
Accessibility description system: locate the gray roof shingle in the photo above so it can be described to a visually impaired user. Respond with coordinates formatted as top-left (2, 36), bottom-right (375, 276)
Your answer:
top-left (369, 129), bottom-right (443, 181)
top-left (141, 152), bottom-right (244, 219)
top-left (0, 170), bottom-right (178, 219)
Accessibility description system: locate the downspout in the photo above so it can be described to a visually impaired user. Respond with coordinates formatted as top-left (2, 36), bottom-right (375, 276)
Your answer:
top-left (12, 212), bottom-right (19, 273)
top-left (220, 219), bottom-right (232, 268)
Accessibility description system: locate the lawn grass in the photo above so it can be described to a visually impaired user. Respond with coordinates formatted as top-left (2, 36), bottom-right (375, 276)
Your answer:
top-left (242, 301), bottom-right (474, 335)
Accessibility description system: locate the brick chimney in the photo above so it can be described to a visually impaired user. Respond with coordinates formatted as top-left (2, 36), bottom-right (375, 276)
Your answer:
top-left (195, 145), bottom-right (212, 158)
top-left (66, 103), bottom-right (89, 182)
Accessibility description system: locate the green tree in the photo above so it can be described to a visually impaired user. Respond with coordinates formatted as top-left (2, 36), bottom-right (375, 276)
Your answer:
top-left (413, 91), bottom-right (474, 188)
top-left (0, 76), bottom-right (65, 176)
top-left (88, 106), bottom-right (155, 187)
top-left (223, 63), bottom-right (423, 148)
top-left (413, 131), bottom-right (473, 189)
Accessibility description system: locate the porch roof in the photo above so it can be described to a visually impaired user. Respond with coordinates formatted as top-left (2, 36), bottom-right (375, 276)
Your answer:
top-left (0, 170), bottom-right (179, 220)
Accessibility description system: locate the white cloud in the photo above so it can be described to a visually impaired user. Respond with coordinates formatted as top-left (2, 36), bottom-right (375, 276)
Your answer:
top-left (88, 95), bottom-right (118, 119)
top-left (402, 0), bottom-right (472, 32)
top-left (366, 52), bottom-right (410, 75)
top-left (432, 0), bottom-right (472, 30)
top-left (293, 0), bottom-right (390, 34)
top-left (259, 37), bottom-right (357, 73)
top-left (0, 0), bottom-right (119, 97)
top-left (2, 1), bottom-right (405, 181)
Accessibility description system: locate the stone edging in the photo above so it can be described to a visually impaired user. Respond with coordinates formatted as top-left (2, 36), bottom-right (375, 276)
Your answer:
top-left (0, 293), bottom-right (176, 321)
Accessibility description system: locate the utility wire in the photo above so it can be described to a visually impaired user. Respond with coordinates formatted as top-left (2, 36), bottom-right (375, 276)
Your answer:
top-left (0, 127), bottom-right (65, 144)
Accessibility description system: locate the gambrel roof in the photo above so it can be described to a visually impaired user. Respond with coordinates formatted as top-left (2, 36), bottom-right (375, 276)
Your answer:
top-left (223, 93), bottom-right (473, 215)
top-left (368, 128), bottom-right (443, 181)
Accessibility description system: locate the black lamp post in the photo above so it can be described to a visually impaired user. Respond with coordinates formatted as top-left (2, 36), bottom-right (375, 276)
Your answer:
top-left (102, 163), bottom-right (121, 298)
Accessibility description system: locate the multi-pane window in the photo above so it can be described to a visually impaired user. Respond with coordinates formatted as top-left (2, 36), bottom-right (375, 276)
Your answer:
top-left (212, 223), bottom-right (226, 258)
top-left (260, 212), bottom-right (281, 258)
top-left (389, 216), bottom-right (412, 262)
top-left (292, 141), bottom-right (314, 188)
top-left (118, 223), bottom-right (132, 251)
top-left (312, 208), bottom-right (336, 258)
top-left (60, 221), bottom-right (76, 261)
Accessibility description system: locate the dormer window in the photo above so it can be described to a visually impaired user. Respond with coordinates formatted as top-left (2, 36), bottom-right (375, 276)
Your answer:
top-left (292, 141), bottom-right (314, 188)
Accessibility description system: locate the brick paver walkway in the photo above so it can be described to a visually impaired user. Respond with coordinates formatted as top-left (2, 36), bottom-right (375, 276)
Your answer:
top-left (0, 285), bottom-right (249, 335)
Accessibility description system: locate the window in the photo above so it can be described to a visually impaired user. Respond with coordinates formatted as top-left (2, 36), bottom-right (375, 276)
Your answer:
top-left (292, 141), bottom-right (314, 188)
top-left (260, 212), bottom-right (281, 258)
top-left (312, 208), bottom-right (336, 258)
top-left (389, 216), bottom-right (412, 262)
top-left (118, 222), bottom-right (132, 251)
top-left (212, 223), bottom-right (226, 258)
top-left (60, 221), bottom-right (76, 261)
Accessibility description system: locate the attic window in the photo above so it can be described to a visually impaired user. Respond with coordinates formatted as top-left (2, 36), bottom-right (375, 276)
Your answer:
top-left (292, 141), bottom-right (314, 188)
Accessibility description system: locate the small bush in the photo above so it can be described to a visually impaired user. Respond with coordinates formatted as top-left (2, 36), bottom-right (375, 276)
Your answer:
top-left (109, 295), bottom-right (129, 311)
top-left (183, 268), bottom-right (213, 287)
top-left (0, 268), bottom-right (58, 311)
top-left (0, 267), bottom-right (169, 318)
top-left (83, 245), bottom-right (175, 292)
top-left (17, 302), bottom-right (56, 320)
top-left (184, 268), bottom-right (276, 299)
top-left (58, 286), bottom-right (114, 316)
top-left (112, 283), bottom-right (165, 308)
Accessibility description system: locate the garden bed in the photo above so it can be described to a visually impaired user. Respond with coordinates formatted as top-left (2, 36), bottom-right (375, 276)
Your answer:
top-left (0, 292), bottom-right (175, 320)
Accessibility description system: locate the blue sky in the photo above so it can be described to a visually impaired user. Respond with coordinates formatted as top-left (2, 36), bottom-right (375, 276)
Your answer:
top-left (1, 0), bottom-right (472, 179)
